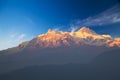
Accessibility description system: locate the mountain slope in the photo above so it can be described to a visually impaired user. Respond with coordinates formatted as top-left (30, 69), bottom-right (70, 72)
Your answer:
top-left (0, 27), bottom-right (120, 74)
top-left (1, 49), bottom-right (120, 80)
top-left (1, 27), bottom-right (119, 53)
top-left (17, 27), bottom-right (120, 49)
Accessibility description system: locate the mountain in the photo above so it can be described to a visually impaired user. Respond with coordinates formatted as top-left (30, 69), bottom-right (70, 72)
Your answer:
top-left (0, 27), bottom-right (120, 74)
top-left (26, 29), bottom-right (80, 49)
top-left (18, 27), bottom-right (120, 50)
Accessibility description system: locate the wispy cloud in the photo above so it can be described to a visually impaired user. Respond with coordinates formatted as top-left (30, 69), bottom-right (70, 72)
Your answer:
top-left (7, 33), bottom-right (26, 44)
top-left (15, 34), bottom-right (26, 42)
top-left (10, 34), bottom-right (17, 38)
top-left (75, 4), bottom-right (120, 27)
top-left (52, 28), bottom-right (60, 31)
top-left (70, 24), bottom-right (78, 32)
top-left (0, 33), bottom-right (27, 50)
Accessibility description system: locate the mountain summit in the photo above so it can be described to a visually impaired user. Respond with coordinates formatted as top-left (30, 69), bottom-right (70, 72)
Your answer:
top-left (77, 27), bottom-right (96, 34)
top-left (0, 27), bottom-right (120, 75)
top-left (18, 27), bottom-right (120, 49)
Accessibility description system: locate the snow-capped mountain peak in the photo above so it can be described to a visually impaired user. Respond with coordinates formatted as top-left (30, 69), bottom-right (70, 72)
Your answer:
top-left (77, 27), bottom-right (96, 34)
top-left (19, 27), bottom-right (120, 49)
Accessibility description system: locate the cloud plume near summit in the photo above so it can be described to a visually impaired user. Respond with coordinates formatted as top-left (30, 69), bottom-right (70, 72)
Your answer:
top-left (75, 4), bottom-right (120, 27)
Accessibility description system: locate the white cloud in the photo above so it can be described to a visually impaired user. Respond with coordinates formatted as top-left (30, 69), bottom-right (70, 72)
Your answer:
top-left (0, 33), bottom-right (27, 50)
top-left (70, 24), bottom-right (78, 32)
top-left (52, 28), bottom-right (60, 31)
top-left (10, 33), bottom-right (18, 38)
top-left (75, 4), bottom-right (120, 27)
top-left (113, 16), bottom-right (120, 23)
top-left (15, 34), bottom-right (26, 42)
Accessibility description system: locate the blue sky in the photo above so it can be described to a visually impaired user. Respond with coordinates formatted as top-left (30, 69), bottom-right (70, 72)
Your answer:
top-left (0, 0), bottom-right (120, 50)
